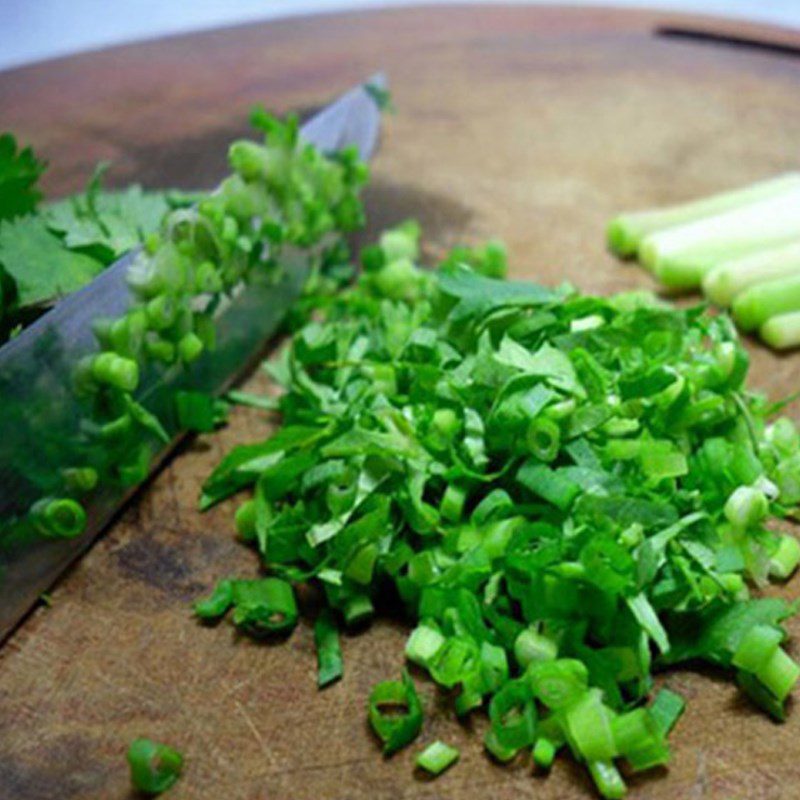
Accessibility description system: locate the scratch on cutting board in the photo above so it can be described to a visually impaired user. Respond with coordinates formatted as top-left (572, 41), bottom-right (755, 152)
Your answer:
top-left (693, 749), bottom-right (708, 799)
top-left (234, 699), bottom-right (275, 768)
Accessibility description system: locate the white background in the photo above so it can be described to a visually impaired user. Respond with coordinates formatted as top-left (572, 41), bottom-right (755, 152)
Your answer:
top-left (2, 0), bottom-right (800, 73)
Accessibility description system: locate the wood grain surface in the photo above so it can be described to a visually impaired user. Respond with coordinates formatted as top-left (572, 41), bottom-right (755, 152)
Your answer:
top-left (2, 5), bottom-right (800, 799)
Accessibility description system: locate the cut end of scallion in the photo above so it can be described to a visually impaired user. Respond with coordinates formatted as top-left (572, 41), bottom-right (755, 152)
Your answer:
top-left (606, 216), bottom-right (639, 258)
top-left (416, 741), bottom-right (460, 776)
top-left (760, 311), bottom-right (800, 350)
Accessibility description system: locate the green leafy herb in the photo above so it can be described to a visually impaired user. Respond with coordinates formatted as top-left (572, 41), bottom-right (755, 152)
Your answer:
top-left (0, 132), bottom-right (46, 221)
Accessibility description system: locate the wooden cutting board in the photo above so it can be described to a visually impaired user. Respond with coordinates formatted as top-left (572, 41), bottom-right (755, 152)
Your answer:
top-left (2, 6), bottom-right (800, 798)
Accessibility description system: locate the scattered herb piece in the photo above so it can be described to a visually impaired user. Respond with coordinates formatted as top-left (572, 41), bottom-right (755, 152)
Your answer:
top-left (416, 740), bottom-right (460, 775)
top-left (368, 670), bottom-right (423, 755)
top-left (127, 738), bottom-right (183, 796)
top-left (314, 609), bottom-right (344, 688)
top-left (0, 132), bottom-right (46, 221)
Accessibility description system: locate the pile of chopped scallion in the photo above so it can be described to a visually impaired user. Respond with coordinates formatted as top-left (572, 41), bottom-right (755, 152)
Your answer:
top-left (196, 210), bottom-right (800, 796)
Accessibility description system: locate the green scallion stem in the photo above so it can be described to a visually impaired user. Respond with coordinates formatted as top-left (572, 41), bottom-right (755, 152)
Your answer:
top-left (587, 759), bottom-right (627, 800)
top-left (406, 623), bottom-right (445, 667)
top-left (732, 274), bottom-right (800, 332)
top-left (526, 417), bottom-right (561, 462)
top-left (769, 534), bottom-right (800, 580)
top-left (649, 688), bottom-right (685, 736)
top-left (702, 241), bottom-right (800, 307)
top-left (31, 497), bottom-right (87, 539)
top-left (761, 310), bottom-right (800, 350)
top-left (606, 173), bottom-right (800, 257)
top-left (641, 187), bottom-right (800, 290)
top-left (368, 670), bottom-right (423, 755)
top-left (533, 736), bottom-right (557, 769)
top-left (514, 628), bottom-right (558, 669)
top-left (723, 486), bottom-right (768, 531)
top-left (314, 609), bottom-right (344, 688)
top-left (127, 738), bottom-right (183, 796)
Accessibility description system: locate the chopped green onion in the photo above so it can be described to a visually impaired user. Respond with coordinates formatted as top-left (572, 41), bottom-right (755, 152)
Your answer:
top-left (440, 483), bottom-right (467, 522)
top-left (483, 728), bottom-right (519, 763)
top-left (368, 670), bottom-right (423, 755)
top-left (91, 351), bottom-right (139, 391)
top-left (127, 738), bottom-right (183, 796)
top-left (406, 623), bottom-right (445, 667)
top-left (527, 659), bottom-right (589, 710)
top-left (416, 740), bottom-right (460, 776)
top-left (488, 678), bottom-right (537, 751)
top-left (562, 688), bottom-right (616, 762)
top-left (587, 759), bottom-right (627, 800)
top-left (314, 609), bottom-right (343, 688)
top-left (732, 624), bottom-right (782, 674)
top-left (194, 579), bottom-right (234, 620)
top-left (732, 624), bottom-right (800, 717)
top-left (724, 486), bottom-right (768, 531)
top-left (343, 593), bottom-right (374, 628)
top-left (178, 331), bottom-right (204, 363)
top-left (532, 736), bottom-right (557, 769)
top-left (226, 390), bottom-right (279, 411)
top-left (607, 173), bottom-right (800, 257)
top-left (514, 627), bottom-right (558, 668)
top-left (229, 578), bottom-right (298, 636)
top-left (30, 497), bottom-right (87, 539)
top-left (526, 417), bottom-right (561, 461)
top-left (769, 534), bottom-right (800, 580)
top-left (648, 688), bottom-right (685, 736)
top-left (61, 467), bottom-right (98, 493)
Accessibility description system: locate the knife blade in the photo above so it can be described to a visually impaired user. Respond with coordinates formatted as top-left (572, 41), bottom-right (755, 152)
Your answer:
top-left (0, 74), bottom-right (385, 641)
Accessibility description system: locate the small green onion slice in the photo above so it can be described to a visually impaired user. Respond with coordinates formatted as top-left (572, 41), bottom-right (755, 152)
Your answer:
top-left (532, 736), bottom-right (557, 770)
top-left (588, 759), bottom-right (627, 800)
top-left (416, 740), bottom-right (460, 776)
top-left (194, 579), bottom-right (234, 621)
top-left (31, 497), bottom-right (87, 539)
top-left (648, 688), bottom-right (685, 736)
top-left (526, 417), bottom-right (561, 462)
top-left (405, 622), bottom-right (445, 668)
top-left (488, 678), bottom-right (537, 751)
top-left (127, 738), bottom-right (183, 796)
top-left (314, 609), bottom-right (343, 688)
top-left (562, 689), bottom-right (616, 763)
top-left (368, 670), bottom-right (423, 755)
top-left (230, 577), bottom-right (298, 636)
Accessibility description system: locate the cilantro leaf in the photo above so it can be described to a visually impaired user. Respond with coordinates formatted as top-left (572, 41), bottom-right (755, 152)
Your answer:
top-left (0, 215), bottom-right (102, 309)
top-left (0, 133), bottom-right (46, 221)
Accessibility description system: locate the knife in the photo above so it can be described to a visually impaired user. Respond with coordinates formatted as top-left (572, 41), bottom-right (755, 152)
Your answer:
top-left (0, 75), bottom-right (385, 642)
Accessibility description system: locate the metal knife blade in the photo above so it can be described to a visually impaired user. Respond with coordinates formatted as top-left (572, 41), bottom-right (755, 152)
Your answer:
top-left (0, 74), bottom-right (385, 641)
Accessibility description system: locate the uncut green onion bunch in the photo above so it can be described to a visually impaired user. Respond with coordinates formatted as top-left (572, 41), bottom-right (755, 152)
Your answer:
top-left (198, 222), bottom-right (800, 797)
top-left (10, 110), bottom-right (367, 543)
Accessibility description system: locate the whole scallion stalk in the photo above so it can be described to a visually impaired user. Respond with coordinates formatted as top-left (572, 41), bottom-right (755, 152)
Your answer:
top-left (732, 274), bottom-right (800, 331)
top-left (639, 187), bottom-right (800, 290)
top-left (607, 173), bottom-right (800, 258)
top-left (703, 241), bottom-right (800, 307)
